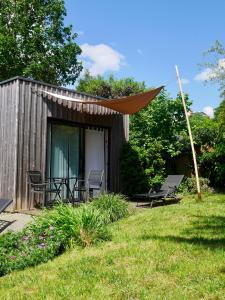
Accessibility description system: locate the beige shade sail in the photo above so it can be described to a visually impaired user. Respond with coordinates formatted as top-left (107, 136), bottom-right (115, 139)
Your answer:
top-left (42, 86), bottom-right (164, 115)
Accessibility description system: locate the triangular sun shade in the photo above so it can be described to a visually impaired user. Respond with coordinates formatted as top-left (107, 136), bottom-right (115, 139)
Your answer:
top-left (42, 86), bottom-right (164, 115)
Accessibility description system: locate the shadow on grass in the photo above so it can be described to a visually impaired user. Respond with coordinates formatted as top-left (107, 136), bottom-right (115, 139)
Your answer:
top-left (140, 215), bottom-right (225, 249)
top-left (141, 234), bottom-right (225, 249)
top-left (136, 198), bottom-right (181, 209)
top-left (183, 215), bottom-right (225, 237)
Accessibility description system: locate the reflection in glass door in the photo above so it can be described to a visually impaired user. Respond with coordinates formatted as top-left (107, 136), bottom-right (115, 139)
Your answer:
top-left (47, 123), bottom-right (80, 199)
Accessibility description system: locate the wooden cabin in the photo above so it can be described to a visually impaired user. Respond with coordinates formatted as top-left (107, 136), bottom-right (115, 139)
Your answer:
top-left (0, 77), bottom-right (129, 211)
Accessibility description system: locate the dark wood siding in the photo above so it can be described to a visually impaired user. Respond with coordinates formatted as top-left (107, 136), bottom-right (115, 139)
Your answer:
top-left (0, 77), bottom-right (129, 211)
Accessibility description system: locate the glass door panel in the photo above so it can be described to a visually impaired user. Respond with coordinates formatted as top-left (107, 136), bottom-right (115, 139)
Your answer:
top-left (48, 123), bottom-right (79, 200)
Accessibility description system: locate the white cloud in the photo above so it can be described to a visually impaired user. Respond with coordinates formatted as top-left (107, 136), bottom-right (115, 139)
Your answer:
top-left (137, 49), bottom-right (143, 55)
top-left (80, 43), bottom-right (125, 76)
top-left (194, 68), bottom-right (214, 81)
top-left (194, 58), bottom-right (225, 81)
top-left (218, 58), bottom-right (225, 68)
top-left (181, 78), bottom-right (190, 85)
top-left (203, 106), bottom-right (214, 118)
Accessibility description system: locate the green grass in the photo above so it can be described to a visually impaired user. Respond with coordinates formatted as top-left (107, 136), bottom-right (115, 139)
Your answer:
top-left (1, 194), bottom-right (225, 299)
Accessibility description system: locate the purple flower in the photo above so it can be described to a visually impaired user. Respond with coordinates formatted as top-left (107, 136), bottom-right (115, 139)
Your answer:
top-left (39, 236), bottom-right (45, 240)
top-left (10, 255), bottom-right (17, 259)
top-left (38, 243), bottom-right (46, 249)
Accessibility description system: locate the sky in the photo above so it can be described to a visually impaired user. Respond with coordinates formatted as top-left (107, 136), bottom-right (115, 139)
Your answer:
top-left (64, 0), bottom-right (225, 115)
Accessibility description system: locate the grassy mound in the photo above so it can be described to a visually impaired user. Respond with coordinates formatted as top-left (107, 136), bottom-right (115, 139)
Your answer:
top-left (1, 194), bottom-right (225, 299)
top-left (0, 194), bottom-right (131, 276)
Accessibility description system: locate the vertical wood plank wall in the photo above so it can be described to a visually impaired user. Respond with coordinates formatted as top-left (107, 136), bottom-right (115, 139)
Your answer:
top-left (0, 80), bottom-right (19, 210)
top-left (0, 78), bottom-right (129, 210)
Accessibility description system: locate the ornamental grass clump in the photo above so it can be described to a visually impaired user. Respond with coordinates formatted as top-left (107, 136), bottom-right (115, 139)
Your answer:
top-left (91, 193), bottom-right (131, 224)
top-left (72, 205), bottom-right (111, 247)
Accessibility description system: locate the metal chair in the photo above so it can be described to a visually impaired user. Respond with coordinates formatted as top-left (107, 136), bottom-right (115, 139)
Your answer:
top-left (73, 170), bottom-right (104, 202)
top-left (27, 170), bottom-right (62, 204)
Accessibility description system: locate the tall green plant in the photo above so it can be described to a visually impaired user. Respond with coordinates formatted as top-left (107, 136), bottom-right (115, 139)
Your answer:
top-left (92, 193), bottom-right (131, 223)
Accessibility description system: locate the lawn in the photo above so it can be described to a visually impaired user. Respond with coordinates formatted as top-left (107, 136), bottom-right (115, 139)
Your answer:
top-left (1, 194), bottom-right (225, 300)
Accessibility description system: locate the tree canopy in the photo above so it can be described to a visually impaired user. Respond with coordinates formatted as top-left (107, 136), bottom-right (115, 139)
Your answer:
top-left (0, 0), bottom-right (82, 85)
top-left (76, 72), bottom-right (225, 192)
top-left (76, 71), bottom-right (146, 98)
top-left (201, 40), bottom-right (225, 99)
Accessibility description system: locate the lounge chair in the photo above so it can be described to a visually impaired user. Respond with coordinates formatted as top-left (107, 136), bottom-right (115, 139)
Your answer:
top-left (134, 175), bottom-right (184, 208)
top-left (0, 199), bottom-right (13, 214)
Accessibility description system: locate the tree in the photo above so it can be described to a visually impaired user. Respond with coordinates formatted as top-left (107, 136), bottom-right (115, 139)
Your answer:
top-left (76, 71), bottom-right (146, 98)
top-left (201, 40), bottom-right (225, 98)
top-left (121, 91), bottom-right (193, 195)
top-left (0, 0), bottom-right (82, 85)
top-left (130, 91), bottom-right (191, 158)
top-left (197, 41), bottom-right (225, 186)
top-left (190, 113), bottom-right (218, 149)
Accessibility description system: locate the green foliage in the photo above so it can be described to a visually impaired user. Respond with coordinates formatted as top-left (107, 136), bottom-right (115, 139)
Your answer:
top-left (71, 205), bottom-right (111, 247)
top-left (30, 202), bottom-right (111, 247)
top-left (0, 222), bottom-right (65, 276)
top-left (0, 0), bottom-right (82, 85)
top-left (76, 71), bottom-right (146, 98)
top-left (130, 90), bottom-right (191, 157)
top-left (91, 193), bottom-right (131, 223)
top-left (0, 203), bottom-right (108, 275)
top-left (0, 196), bottom-right (134, 276)
top-left (200, 149), bottom-right (225, 187)
top-left (201, 40), bottom-right (225, 98)
top-left (120, 141), bottom-right (165, 195)
top-left (120, 90), bottom-right (193, 195)
top-left (179, 176), bottom-right (214, 194)
top-left (1, 195), bottom-right (225, 299)
top-left (192, 100), bottom-right (225, 187)
top-left (190, 113), bottom-right (218, 148)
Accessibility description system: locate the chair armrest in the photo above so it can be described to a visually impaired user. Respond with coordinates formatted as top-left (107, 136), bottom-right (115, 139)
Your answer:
top-left (76, 179), bottom-right (86, 184)
top-left (30, 183), bottom-right (48, 187)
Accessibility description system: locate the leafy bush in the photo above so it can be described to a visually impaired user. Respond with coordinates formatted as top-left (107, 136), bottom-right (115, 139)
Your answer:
top-left (29, 202), bottom-right (110, 247)
top-left (0, 223), bottom-right (65, 276)
top-left (0, 202), bottom-right (110, 276)
top-left (120, 141), bottom-right (165, 195)
top-left (91, 193), bottom-right (131, 224)
top-left (179, 176), bottom-right (214, 194)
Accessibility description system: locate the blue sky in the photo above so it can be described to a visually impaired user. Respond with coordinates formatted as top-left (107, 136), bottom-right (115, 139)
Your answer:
top-left (65, 0), bottom-right (225, 114)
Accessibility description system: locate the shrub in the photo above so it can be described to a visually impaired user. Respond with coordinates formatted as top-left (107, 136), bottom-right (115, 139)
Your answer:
top-left (0, 224), bottom-right (65, 276)
top-left (179, 176), bottom-right (214, 194)
top-left (0, 202), bottom-right (110, 276)
top-left (91, 193), bottom-right (131, 224)
top-left (30, 202), bottom-right (110, 247)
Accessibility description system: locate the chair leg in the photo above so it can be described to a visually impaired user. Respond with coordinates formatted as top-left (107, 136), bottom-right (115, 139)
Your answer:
top-left (150, 200), bottom-right (154, 208)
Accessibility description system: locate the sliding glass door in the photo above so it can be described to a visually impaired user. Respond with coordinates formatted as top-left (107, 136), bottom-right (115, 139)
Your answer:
top-left (47, 123), bottom-right (80, 199)
top-left (47, 121), bottom-right (108, 201)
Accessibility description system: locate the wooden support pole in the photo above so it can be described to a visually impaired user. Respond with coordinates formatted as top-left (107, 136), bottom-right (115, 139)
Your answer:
top-left (175, 65), bottom-right (202, 200)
